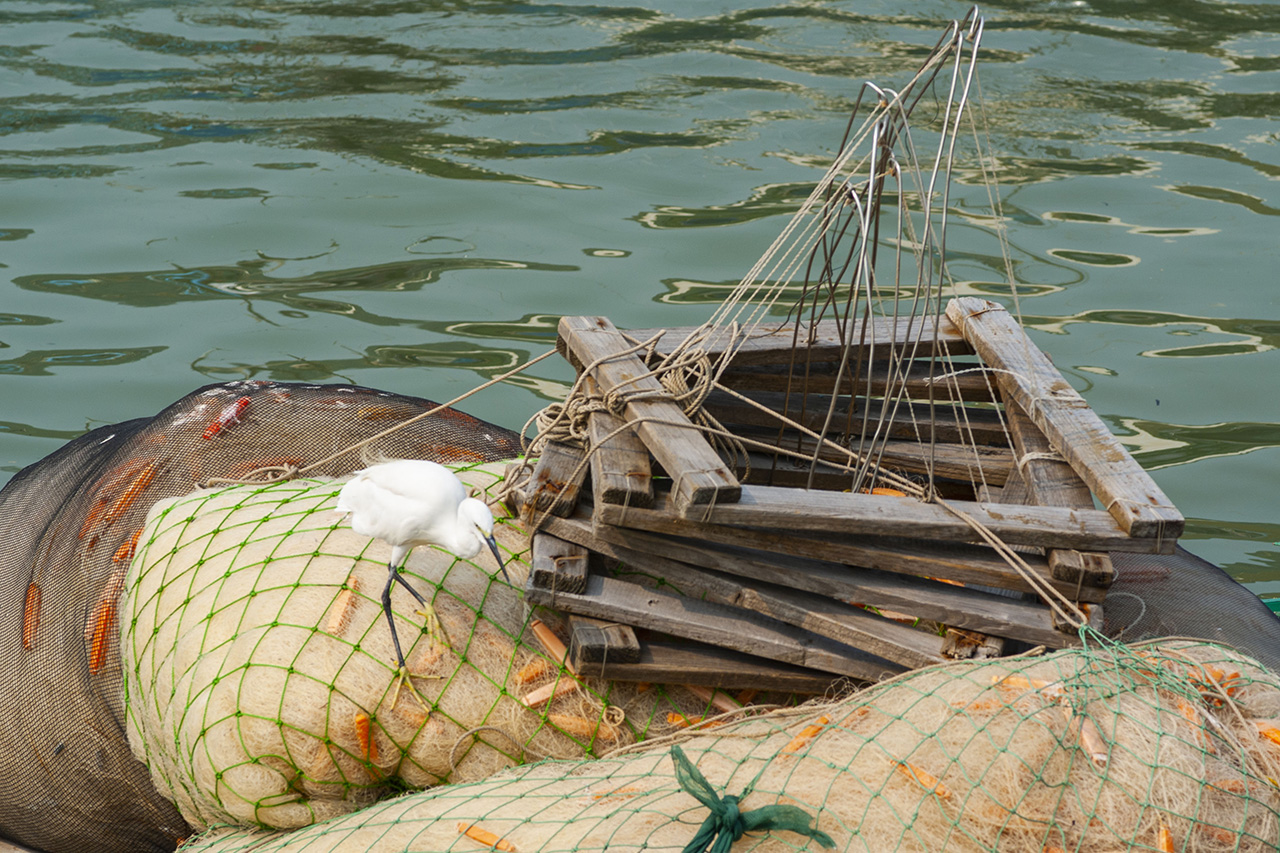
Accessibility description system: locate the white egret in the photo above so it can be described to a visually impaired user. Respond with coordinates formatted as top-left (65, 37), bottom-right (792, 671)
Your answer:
top-left (336, 459), bottom-right (508, 707)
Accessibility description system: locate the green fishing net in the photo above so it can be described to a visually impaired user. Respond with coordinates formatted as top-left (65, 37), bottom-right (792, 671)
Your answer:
top-left (123, 461), bottom-right (718, 833)
top-left (172, 637), bottom-right (1280, 852)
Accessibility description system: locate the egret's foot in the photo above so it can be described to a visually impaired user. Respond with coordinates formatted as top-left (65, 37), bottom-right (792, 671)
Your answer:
top-left (418, 603), bottom-right (451, 651)
top-left (390, 665), bottom-right (441, 712)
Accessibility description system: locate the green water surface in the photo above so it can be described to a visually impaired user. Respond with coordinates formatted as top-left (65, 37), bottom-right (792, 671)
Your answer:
top-left (1, 1), bottom-right (1277, 593)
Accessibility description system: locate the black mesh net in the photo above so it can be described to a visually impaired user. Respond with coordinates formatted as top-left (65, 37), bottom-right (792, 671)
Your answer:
top-left (0, 381), bottom-right (521, 853)
top-left (1105, 546), bottom-right (1280, 674)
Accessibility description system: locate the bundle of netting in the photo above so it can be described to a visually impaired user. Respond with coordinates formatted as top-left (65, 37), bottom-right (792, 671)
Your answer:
top-left (0, 380), bottom-right (528, 853)
top-left (171, 639), bottom-right (1280, 852)
top-left (122, 461), bottom-right (713, 832)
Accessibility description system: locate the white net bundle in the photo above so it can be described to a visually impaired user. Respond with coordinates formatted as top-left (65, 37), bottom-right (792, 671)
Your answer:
top-left (121, 462), bottom-right (705, 831)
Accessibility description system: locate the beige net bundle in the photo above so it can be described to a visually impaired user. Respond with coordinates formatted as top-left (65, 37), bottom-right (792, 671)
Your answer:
top-left (170, 639), bottom-right (1280, 853)
top-left (122, 461), bottom-right (708, 833)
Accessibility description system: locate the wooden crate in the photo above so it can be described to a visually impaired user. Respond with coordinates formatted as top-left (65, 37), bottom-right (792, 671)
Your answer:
top-left (510, 298), bottom-right (1182, 688)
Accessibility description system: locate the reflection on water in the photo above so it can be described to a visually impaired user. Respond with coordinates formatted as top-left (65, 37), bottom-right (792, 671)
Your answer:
top-left (1, 0), bottom-right (1276, 582)
top-left (0, 346), bottom-right (166, 376)
top-left (1113, 418), bottom-right (1280, 470)
top-left (1022, 309), bottom-right (1279, 359)
top-left (194, 340), bottom-right (540, 385)
top-left (14, 257), bottom-right (578, 319)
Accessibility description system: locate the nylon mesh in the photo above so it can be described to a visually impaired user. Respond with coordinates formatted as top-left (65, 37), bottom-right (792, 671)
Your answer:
top-left (120, 465), bottom-right (714, 834)
top-left (0, 381), bottom-right (521, 853)
top-left (172, 638), bottom-right (1280, 852)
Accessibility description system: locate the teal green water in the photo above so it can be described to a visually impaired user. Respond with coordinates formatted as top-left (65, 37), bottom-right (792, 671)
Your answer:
top-left (2, 2), bottom-right (1277, 592)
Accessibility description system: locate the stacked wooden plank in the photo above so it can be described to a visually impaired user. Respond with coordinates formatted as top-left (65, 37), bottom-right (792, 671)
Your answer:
top-left (508, 297), bottom-right (1184, 693)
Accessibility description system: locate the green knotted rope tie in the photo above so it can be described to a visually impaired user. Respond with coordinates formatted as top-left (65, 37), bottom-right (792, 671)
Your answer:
top-left (671, 745), bottom-right (836, 853)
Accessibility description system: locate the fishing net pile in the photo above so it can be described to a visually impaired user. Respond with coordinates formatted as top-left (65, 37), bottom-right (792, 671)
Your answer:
top-left (173, 638), bottom-right (1280, 852)
top-left (0, 380), bottom-right (525, 853)
top-left (122, 462), bottom-right (710, 833)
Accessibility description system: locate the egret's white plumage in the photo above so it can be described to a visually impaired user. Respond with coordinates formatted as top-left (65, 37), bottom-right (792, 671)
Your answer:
top-left (336, 459), bottom-right (508, 706)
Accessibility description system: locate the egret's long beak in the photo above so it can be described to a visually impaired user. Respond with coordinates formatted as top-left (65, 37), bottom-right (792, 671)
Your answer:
top-left (485, 534), bottom-right (509, 583)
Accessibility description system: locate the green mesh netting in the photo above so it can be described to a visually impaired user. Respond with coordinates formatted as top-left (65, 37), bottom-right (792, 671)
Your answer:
top-left (172, 638), bottom-right (1280, 852)
top-left (0, 380), bottom-right (525, 853)
top-left (123, 461), bottom-right (716, 833)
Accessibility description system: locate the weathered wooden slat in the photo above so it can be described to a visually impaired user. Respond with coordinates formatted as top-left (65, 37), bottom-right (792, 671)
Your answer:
top-left (625, 315), bottom-right (973, 366)
top-left (729, 424), bottom-right (1013, 488)
top-left (579, 640), bottom-right (838, 693)
top-left (985, 465), bottom-right (1029, 505)
top-left (736, 453), bottom-right (981, 500)
top-left (559, 316), bottom-right (740, 512)
top-left (525, 440), bottom-right (588, 519)
top-left (1004, 397), bottom-right (1115, 590)
top-left (584, 374), bottom-right (654, 508)
top-left (597, 486), bottom-right (1174, 555)
top-left (543, 502), bottom-right (1108, 603)
top-left (529, 532), bottom-right (590, 595)
top-left (514, 460), bottom-right (1107, 605)
top-left (946, 297), bottom-right (1183, 541)
top-left (1004, 398), bottom-right (1093, 508)
top-left (732, 581), bottom-right (948, 668)
top-left (705, 389), bottom-right (1011, 447)
top-left (560, 531), bottom-right (948, 667)
top-left (523, 571), bottom-right (903, 681)
top-left (535, 504), bottom-right (1105, 630)
top-left (584, 520), bottom-right (1091, 646)
top-left (718, 358), bottom-right (999, 403)
top-left (567, 615), bottom-right (641, 667)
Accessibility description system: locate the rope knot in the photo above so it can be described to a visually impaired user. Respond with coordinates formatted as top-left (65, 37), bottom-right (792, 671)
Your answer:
top-left (671, 745), bottom-right (834, 853)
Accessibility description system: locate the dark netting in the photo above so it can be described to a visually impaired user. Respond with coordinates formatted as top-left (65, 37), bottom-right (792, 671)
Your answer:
top-left (0, 381), bottom-right (521, 853)
top-left (1105, 546), bottom-right (1280, 673)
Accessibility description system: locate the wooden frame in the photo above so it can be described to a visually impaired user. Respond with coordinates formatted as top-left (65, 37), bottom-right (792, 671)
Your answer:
top-left (510, 299), bottom-right (1183, 687)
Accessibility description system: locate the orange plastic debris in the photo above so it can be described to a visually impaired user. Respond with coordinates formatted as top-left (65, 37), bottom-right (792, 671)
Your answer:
top-left (515, 658), bottom-right (551, 685)
top-left (837, 706), bottom-right (871, 728)
top-left (992, 673), bottom-right (1065, 700)
top-left (530, 618), bottom-right (572, 670)
top-left (1255, 722), bottom-right (1280, 747)
top-left (103, 462), bottom-right (157, 525)
top-left (685, 683), bottom-right (741, 715)
top-left (86, 569), bottom-right (127, 674)
top-left (1207, 778), bottom-right (1248, 794)
top-left (354, 712), bottom-right (378, 764)
top-left (520, 676), bottom-right (579, 708)
top-left (592, 785), bottom-right (642, 801)
top-left (21, 582), bottom-right (41, 651)
top-left (1175, 697), bottom-right (1211, 751)
top-left (1198, 825), bottom-right (1237, 845)
top-left (112, 529), bottom-right (143, 563)
top-left (1076, 715), bottom-right (1109, 768)
top-left (781, 716), bottom-right (830, 755)
top-left (548, 713), bottom-right (621, 742)
top-left (951, 697), bottom-right (1004, 714)
top-left (457, 822), bottom-right (516, 852)
top-left (325, 578), bottom-right (360, 636)
top-left (894, 760), bottom-right (952, 800)
top-left (665, 712), bottom-right (723, 730)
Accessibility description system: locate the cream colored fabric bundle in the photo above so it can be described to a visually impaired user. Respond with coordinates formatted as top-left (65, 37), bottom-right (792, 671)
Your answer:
top-left (175, 640), bottom-right (1280, 852)
top-left (122, 463), bottom-right (697, 831)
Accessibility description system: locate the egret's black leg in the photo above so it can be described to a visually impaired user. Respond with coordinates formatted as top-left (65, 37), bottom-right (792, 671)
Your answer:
top-left (392, 567), bottom-right (450, 650)
top-left (381, 562), bottom-right (436, 711)
top-left (392, 572), bottom-right (429, 608)
top-left (381, 564), bottom-right (407, 670)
